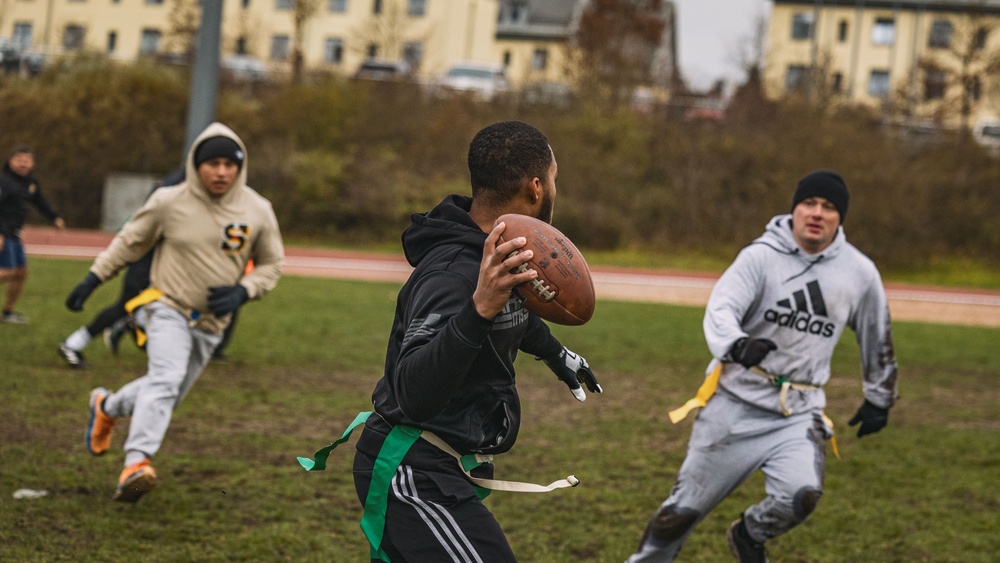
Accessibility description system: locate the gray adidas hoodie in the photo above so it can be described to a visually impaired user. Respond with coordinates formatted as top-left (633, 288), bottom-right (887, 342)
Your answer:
top-left (704, 214), bottom-right (898, 415)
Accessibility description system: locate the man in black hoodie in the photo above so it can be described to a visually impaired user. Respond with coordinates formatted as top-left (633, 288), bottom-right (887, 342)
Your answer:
top-left (0, 146), bottom-right (65, 324)
top-left (352, 120), bottom-right (602, 561)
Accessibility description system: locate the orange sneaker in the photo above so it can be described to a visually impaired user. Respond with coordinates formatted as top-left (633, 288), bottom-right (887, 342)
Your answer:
top-left (112, 460), bottom-right (158, 503)
top-left (86, 388), bottom-right (117, 456)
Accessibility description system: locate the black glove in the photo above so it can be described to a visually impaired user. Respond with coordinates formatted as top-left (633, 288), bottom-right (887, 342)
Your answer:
top-left (540, 347), bottom-right (602, 402)
top-left (848, 400), bottom-right (889, 438)
top-left (729, 337), bottom-right (778, 368)
top-left (65, 272), bottom-right (101, 311)
top-left (207, 285), bottom-right (249, 317)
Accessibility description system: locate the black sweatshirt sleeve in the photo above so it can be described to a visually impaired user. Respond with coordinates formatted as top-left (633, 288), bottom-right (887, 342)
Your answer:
top-left (393, 271), bottom-right (495, 422)
top-left (519, 314), bottom-right (563, 360)
top-left (30, 182), bottom-right (60, 222)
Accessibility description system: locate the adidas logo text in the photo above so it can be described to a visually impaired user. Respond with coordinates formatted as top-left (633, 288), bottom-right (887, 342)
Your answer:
top-left (763, 280), bottom-right (836, 338)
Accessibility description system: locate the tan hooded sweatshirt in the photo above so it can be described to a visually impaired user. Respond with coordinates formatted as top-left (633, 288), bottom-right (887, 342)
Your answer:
top-left (89, 122), bottom-right (284, 334)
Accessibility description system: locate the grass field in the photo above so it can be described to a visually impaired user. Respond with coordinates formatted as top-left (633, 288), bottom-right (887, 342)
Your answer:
top-left (2, 258), bottom-right (999, 562)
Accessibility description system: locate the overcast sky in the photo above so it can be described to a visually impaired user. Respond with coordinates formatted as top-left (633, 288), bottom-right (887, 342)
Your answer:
top-left (672, 0), bottom-right (773, 92)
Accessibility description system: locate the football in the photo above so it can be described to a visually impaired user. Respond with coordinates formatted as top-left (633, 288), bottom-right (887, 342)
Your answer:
top-left (496, 213), bottom-right (595, 326)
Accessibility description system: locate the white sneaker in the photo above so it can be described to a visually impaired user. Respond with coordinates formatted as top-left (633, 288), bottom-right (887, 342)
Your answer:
top-left (58, 344), bottom-right (88, 369)
top-left (2, 311), bottom-right (30, 324)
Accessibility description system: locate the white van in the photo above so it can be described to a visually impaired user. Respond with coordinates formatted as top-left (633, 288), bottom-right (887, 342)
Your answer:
top-left (973, 118), bottom-right (1000, 153)
top-left (437, 61), bottom-right (510, 100)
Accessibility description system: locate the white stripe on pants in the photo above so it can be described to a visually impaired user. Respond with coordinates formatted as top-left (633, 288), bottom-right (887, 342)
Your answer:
top-left (103, 301), bottom-right (222, 459)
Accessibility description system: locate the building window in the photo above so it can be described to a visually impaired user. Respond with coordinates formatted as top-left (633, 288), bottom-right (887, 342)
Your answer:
top-left (329, 0), bottom-right (347, 13)
top-left (270, 34), bottom-right (290, 60)
top-left (139, 28), bottom-right (161, 54)
top-left (929, 20), bottom-right (952, 49)
top-left (373, 0), bottom-right (382, 15)
top-left (924, 70), bottom-right (946, 100)
top-left (402, 41), bottom-right (423, 68)
top-left (324, 37), bottom-right (344, 64)
top-left (367, 43), bottom-right (378, 58)
top-left (502, 50), bottom-right (511, 66)
top-left (145, 0), bottom-right (164, 4)
top-left (107, 31), bottom-right (117, 53)
top-left (872, 18), bottom-right (895, 46)
top-left (791, 12), bottom-right (814, 41)
top-left (407, 0), bottom-right (425, 17)
top-left (868, 69), bottom-right (890, 96)
top-left (63, 25), bottom-right (86, 50)
top-left (235, 36), bottom-right (247, 55)
top-left (785, 64), bottom-right (808, 92)
top-left (831, 72), bottom-right (843, 93)
top-left (968, 75), bottom-right (982, 101)
top-left (974, 27), bottom-right (988, 51)
top-left (276, 0), bottom-right (293, 10)
top-left (532, 48), bottom-right (548, 70)
top-left (504, 1), bottom-right (527, 24)
top-left (242, 0), bottom-right (250, 8)
top-left (12, 22), bottom-right (33, 49)
top-left (837, 20), bottom-right (848, 43)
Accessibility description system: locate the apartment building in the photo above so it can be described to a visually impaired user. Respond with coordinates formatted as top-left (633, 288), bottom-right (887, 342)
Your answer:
top-left (0, 0), bottom-right (677, 90)
top-left (765, 0), bottom-right (1000, 125)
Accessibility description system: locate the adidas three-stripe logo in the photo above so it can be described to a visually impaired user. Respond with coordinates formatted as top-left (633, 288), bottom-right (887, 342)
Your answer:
top-left (776, 280), bottom-right (828, 316)
top-left (764, 280), bottom-right (836, 337)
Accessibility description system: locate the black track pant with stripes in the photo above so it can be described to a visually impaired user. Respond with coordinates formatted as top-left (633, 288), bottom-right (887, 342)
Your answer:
top-left (353, 420), bottom-right (517, 563)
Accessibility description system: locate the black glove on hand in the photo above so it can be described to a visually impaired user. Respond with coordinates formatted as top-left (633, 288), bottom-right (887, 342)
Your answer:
top-left (207, 285), bottom-right (249, 317)
top-left (541, 347), bottom-right (602, 402)
top-left (65, 272), bottom-right (101, 311)
top-left (848, 400), bottom-right (889, 438)
top-left (729, 337), bottom-right (778, 368)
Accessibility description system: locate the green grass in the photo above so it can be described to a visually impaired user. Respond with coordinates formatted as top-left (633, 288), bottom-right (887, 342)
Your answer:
top-left (2, 258), bottom-right (999, 562)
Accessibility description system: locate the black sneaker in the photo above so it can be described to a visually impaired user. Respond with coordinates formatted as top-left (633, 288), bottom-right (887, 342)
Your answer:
top-left (58, 344), bottom-right (89, 369)
top-left (726, 518), bottom-right (768, 563)
top-left (2, 311), bottom-right (30, 324)
top-left (103, 318), bottom-right (131, 355)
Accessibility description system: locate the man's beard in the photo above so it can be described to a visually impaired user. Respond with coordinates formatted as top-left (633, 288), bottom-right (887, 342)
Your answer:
top-left (537, 189), bottom-right (554, 224)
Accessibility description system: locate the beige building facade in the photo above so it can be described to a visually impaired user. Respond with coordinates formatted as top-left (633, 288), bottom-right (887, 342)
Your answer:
top-left (0, 0), bottom-right (677, 89)
top-left (765, 0), bottom-right (1000, 126)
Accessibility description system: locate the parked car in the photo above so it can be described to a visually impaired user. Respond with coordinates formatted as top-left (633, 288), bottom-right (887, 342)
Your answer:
top-left (220, 55), bottom-right (269, 81)
top-left (436, 61), bottom-right (510, 100)
top-left (973, 118), bottom-right (1000, 153)
top-left (352, 59), bottom-right (412, 81)
top-left (0, 38), bottom-right (45, 75)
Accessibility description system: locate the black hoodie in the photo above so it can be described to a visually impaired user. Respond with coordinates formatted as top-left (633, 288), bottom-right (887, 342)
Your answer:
top-left (369, 195), bottom-right (563, 456)
top-left (0, 162), bottom-right (60, 238)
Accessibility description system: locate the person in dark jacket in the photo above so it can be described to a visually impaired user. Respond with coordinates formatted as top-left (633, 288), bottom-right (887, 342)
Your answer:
top-left (0, 146), bottom-right (65, 324)
top-left (351, 120), bottom-right (602, 562)
top-left (58, 168), bottom-right (184, 368)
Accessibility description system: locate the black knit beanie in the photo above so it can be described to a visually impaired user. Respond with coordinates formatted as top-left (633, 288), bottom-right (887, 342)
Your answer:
top-left (194, 136), bottom-right (244, 170)
top-left (791, 170), bottom-right (849, 223)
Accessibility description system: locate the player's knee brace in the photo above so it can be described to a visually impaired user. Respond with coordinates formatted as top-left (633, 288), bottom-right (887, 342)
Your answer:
top-left (643, 505), bottom-right (699, 543)
top-left (793, 486), bottom-right (823, 520)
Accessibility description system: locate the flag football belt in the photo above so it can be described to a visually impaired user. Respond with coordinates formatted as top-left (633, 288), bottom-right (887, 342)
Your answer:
top-left (125, 288), bottom-right (202, 346)
top-left (668, 363), bottom-right (839, 459)
top-left (297, 411), bottom-right (579, 562)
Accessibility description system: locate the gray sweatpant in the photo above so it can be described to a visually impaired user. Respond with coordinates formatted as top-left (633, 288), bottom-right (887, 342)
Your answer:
top-left (628, 391), bottom-right (829, 562)
top-left (103, 302), bottom-right (221, 463)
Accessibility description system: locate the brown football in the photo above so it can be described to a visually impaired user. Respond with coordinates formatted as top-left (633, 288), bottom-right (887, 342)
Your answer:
top-left (497, 213), bottom-right (595, 326)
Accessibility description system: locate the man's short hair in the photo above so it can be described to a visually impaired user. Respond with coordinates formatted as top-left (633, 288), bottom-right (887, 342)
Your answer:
top-left (468, 121), bottom-right (551, 206)
top-left (10, 146), bottom-right (33, 158)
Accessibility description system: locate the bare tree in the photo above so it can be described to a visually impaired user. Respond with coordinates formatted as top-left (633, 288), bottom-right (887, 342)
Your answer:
top-left (913, 7), bottom-right (1000, 138)
top-left (571, 0), bottom-right (667, 107)
top-left (350, 0), bottom-right (417, 62)
top-left (165, 0), bottom-right (201, 56)
top-left (291, 0), bottom-right (323, 83)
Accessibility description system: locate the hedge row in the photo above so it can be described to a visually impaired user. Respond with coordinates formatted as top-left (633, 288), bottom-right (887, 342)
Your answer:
top-left (2, 57), bottom-right (998, 270)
